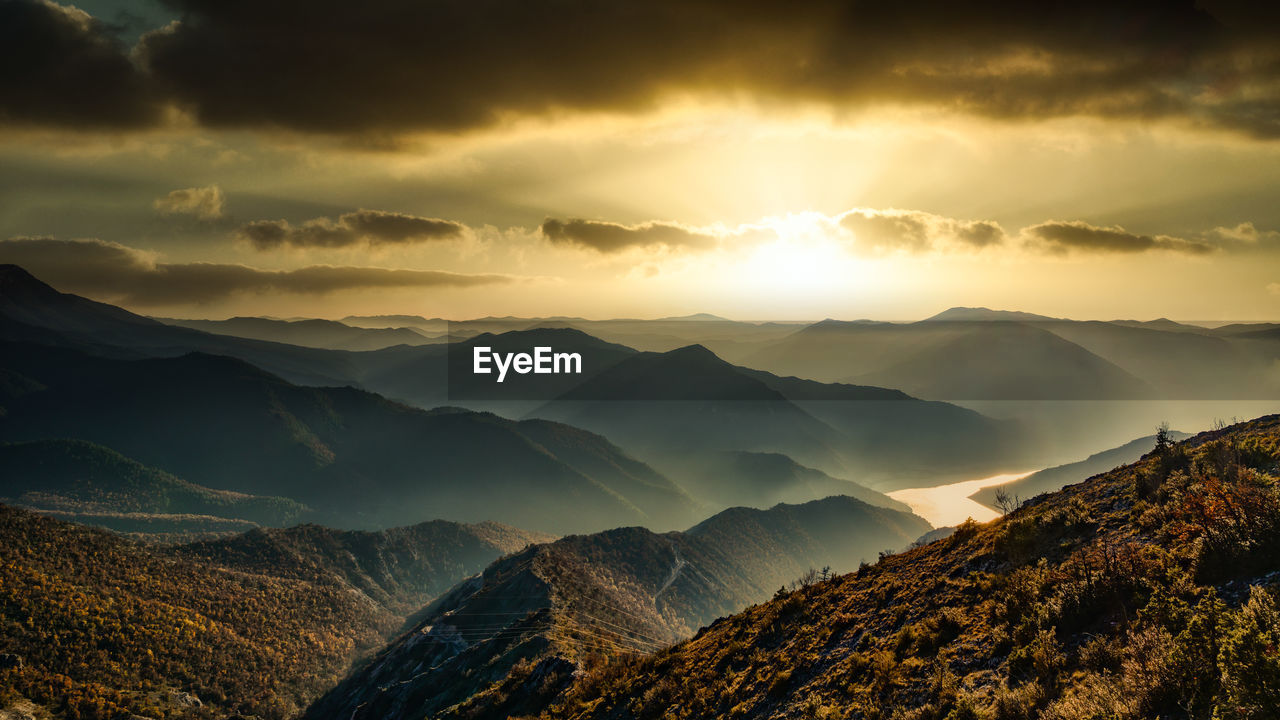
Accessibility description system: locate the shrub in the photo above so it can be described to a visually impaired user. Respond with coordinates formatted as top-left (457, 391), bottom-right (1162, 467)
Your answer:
top-left (1216, 586), bottom-right (1280, 719)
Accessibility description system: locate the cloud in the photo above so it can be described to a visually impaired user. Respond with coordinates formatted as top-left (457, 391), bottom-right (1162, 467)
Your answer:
top-left (0, 1), bottom-right (1273, 139)
top-left (153, 185), bottom-right (225, 220)
top-left (540, 218), bottom-right (725, 253)
top-left (135, 0), bottom-right (1276, 140)
top-left (1206, 222), bottom-right (1280, 245)
top-left (1023, 220), bottom-right (1217, 255)
top-left (0, 237), bottom-right (513, 305)
top-left (838, 209), bottom-right (1007, 254)
top-left (0, 0), bottom-right (161, 129)
top-left (237, 210), bottom-right (466, 250)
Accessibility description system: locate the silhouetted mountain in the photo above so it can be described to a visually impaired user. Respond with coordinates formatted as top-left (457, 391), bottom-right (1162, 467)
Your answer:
top-left (156, 316), bottom-right (437, 351)
top-left (1110, 318), bottom-right (1209, 333)
top-left (0, 264), bottom-right (362, 386)
top-left (969, 430), bottom-right (1191, 510)
top-left (924, 306), bottom-right (1060, 322)
top-left (305, 495), bottom-right (930, 719)
top-left (0, 341), bottom-right (699, 534)
top-left (0, 438), bottom-right (307, 529)
top-left (479, 415), bottom-right (1280, 720)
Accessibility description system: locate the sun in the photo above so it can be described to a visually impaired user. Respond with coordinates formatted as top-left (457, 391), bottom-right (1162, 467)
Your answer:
top-left (736, 212), bottom-right (855, 294)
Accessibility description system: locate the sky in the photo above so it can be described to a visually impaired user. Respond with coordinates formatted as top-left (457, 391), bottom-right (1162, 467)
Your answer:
top-left (1, 0), bottom-right (1279, 321)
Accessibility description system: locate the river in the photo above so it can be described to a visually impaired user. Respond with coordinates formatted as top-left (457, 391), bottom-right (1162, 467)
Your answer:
top-left (886, 471), bottom-right (1034, 528)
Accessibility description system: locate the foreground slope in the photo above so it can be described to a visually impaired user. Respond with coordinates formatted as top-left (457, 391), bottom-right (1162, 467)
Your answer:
top-left (0, 506), bottom-right (542, 720)
top-left (528, 415), bottom-right (1280, 720)
top-left (305, 496), bottom-right (930, 720)
top-left (969, 430), bottom-right (1191, 511)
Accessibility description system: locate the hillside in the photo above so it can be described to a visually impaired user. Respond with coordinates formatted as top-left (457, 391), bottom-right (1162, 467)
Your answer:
top-left (0, 341), bottom-right (698, 534)
top-left (969, 430), bottom-right (1191, 511)
top-left (305, 496), bottom-right (930, 720)
top-left (0, 506), bottom-right (544, 720)
top-left (0, 439), bottom-right (307, 531)
top-left (513, 415), bottom-right (1280, 720)
top-left (173, 520), bottom-right (553, 618)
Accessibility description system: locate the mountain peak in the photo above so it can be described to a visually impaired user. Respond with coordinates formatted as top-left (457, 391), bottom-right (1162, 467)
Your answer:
top-left (923, 306), bottom-right (1059, 323)
top-left (0, 264), bottom-right (59, 298)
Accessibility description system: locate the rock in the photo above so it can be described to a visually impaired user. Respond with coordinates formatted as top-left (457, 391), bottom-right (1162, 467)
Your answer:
top-left (168, 690), bottom-right (202, 707)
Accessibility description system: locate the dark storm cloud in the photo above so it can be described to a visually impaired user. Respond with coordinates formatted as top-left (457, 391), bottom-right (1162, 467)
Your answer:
top-left (541, 218), bottom-right (722, 253)
top-left (4, 0), bottom-right (1279, 138)
top-left (236, 210), bottom-right (466, 250)
top-left (0, 236), bottom-right (511, 305)
top-left (0, 0), bottom-right (161, 129)
top-left (1024, 221), bottom-right (1217, 255)
top-left (131, 0), bottom-right (1277, 137)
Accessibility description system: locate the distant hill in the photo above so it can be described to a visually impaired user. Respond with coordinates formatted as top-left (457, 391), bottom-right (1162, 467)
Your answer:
top-left (744, 312), bottom-right (1280, 400)
top-left (305, 495), bottom-right (930, 719)
top-left (681, 451), bottom-right (910, 513)
top-left (849, 321), bottom-right (1153, 400)
top-left (969, 429), bottom-right (1191, 510)
top-left (156, 316), bottom-right (437, 351)
top-left (0, 341), bottom-right (699, 534)
top-left (924, 306), bottom-right (1060, 322)
top-left (0, 504), bottom-right (537, 719)
top-left (532, 344), bottom-right (854, 476)
top-left (0, 438), bottom-right (307, 529)
top-left (452, 415), bottom-right (1280, 720)
top-left (534, 342), bottom-right (1033, 485)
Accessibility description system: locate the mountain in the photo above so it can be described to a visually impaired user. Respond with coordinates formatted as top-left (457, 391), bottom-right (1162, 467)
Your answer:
top-left (531, 344), bottom-right (853, 476)
top-left (156, 316), bottom-right (437, 351)
top-left (0, 264), bottom-right (362, 386)
top-left (448, 414), bottom-right (1280, 720)
top-left (0, 438), bottom-right (307, 531)
top-left (533, 343), bottom-right (1032, 485)
top-left (924, 306), bottom-right (1061, 322)
top-left (0, 505), bottom-right (545, 720)
top-left (848, 321), bottom-right (1153, 400)
top-left (342, 314), bottom-right (450, 332)
top-left (968, 430), bottom-right (1191, 510)
top-left (680, 451), bottom-right (911, 513)
top-left (745, 313), bottom-right (1280, 400)
top-left (1030, 320), bottom-right (1266, 399)
top-left (304, 495), bottom-right (930, 720)
top-left (0, 340), bottom-right (699, 534)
